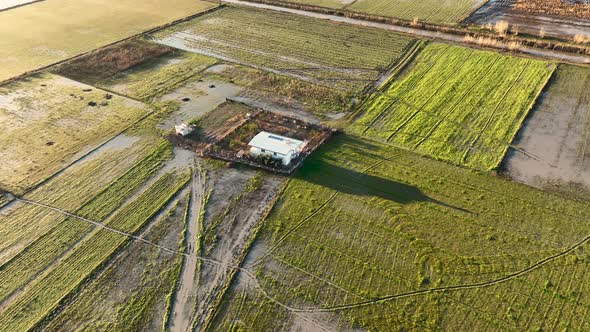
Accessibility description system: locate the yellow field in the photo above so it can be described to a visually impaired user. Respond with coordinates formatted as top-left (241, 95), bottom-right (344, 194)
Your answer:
top-left (0, 0), bottom-right (217, 82)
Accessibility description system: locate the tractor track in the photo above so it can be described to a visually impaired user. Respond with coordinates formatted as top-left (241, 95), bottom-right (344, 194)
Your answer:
top-left (11, 174), bottom-right (590, 317)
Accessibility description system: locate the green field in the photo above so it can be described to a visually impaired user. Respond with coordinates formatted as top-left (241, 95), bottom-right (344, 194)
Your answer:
top-left (211, 134), bottom-right (590, 330)
top-left (152, 6), bottom-right (416, 92)
top-left (0, 73), bottom-right (152, 194)
top-left (0, 0), bottom-right (217, 82)
top-left (274, 0), bottom-right (483, 24)
top-left (350, 43), bottom-right (554, 171)
top-left (348, 0), bottom-right (483, 24)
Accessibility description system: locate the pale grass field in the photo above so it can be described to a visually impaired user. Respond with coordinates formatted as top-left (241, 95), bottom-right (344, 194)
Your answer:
top-left (0, 73), bottom-right (150, 194)
top-left (0, 0), bottom-right (217, 81)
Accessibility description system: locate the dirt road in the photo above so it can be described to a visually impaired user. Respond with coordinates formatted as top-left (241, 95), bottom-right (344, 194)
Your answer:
top-left (169, 159), bottom-right (206, 332)
top-left (222, 0), bottom-right (590, 65)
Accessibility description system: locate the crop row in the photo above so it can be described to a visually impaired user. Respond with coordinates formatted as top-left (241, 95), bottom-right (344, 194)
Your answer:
top-left (153, 6), bottom-right (415, 92)
top-left (351, 43), bottom-right (553, 170)
top-left (0, 142), bottom-right (171, 303)
top-left (0, 169), bottom-right (189, 331)
top-left (211, 134), bottom-right (590, 330)
top-left (0, 137), bottom-right (162, 267)
top-left (277, 0), bottom-right (481, 24)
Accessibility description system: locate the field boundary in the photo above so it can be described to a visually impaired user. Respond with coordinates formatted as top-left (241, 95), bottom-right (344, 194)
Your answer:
top-left (18, 105), bottom-right (157, 197)
top-left (0, 4), bottom-right (224, 87)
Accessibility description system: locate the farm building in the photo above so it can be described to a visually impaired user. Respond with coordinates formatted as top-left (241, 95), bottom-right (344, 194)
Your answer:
top-left (248, 131), bottom-right (306, 165)
top-left (175, 123), bottom-right (194, 136)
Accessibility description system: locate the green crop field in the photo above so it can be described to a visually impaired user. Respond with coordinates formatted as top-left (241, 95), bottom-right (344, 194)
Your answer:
top-left (348, 0), bottom-right (484, 24)
top-left (350, 43), bottom-right (554, 171)
top-left (273, 0), bottom-right (483, 24)
top-left (0, 0), bottom-right (217, 82)
top-left (211, 134), bottom-right (590, 331)
top-left (0, 73), bottom-right (152, 194)
top-left (152, 6), bottom-right (416, 92)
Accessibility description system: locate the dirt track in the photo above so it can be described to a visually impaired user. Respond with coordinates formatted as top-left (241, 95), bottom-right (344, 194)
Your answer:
top-left (169, 160), bottom-right (206, 332)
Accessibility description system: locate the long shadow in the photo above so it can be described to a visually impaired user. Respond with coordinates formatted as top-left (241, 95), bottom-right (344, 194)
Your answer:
top-left (298, 159), bottom-right (473, 214)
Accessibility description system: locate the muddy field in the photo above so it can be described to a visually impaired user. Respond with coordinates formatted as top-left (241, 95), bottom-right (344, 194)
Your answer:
top-left (0, 73), bottom-right (150, 194)
top-left (503, 64), bottom-right (590, 198)
top-left (469, 0), bottom-right (590, 40)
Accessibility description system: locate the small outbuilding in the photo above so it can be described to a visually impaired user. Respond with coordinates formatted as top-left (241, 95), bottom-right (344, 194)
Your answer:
top-left (248, 131), bottom-right (306, 166)
top-left (175, 123), bottom-right (194, 137)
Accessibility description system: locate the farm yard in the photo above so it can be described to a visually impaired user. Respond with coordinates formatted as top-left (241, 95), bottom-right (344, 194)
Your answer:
top-left (504, 64), bottom-right (590, 197)
top-left (210, 135), bottom-right (590, 331)
top-left (2, 0), bottom-right (590, 331)
top-left (0, 0), bottom-right (216, 82)
top-left (151, 6), bottom-right (416, 92)
top-left (350, 43), bottom-right (554, 171)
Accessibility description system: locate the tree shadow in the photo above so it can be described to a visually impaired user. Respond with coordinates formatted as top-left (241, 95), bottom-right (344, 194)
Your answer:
top-left (298, 159), bottom-right (473, 214)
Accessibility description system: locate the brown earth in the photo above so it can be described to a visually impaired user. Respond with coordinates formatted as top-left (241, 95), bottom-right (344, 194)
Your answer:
top-left (469, 0), bottom-right (590, 40)
top-left (503, 64), bottom-right (590, 199)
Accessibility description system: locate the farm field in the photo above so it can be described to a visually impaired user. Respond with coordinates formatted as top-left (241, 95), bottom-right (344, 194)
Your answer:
top-left (211, 134), bottom-right (590, 331)
top-left (0, 0), bottom-right (216, 82)
top-left (43, 190), bottom-right (189, 332)
top-left (504, 64), bottom-right (590, 197)
top-left (350, 43), bottom-right (554, 171)
top-left (347, 0), bottom-right (484, 24)
top-left (0, 169), bottom-right (190, 332)
top-left (0, 73), bottom-right (151, 194)
top-left (53, 39), bottom-right (219, 102)
top-left (151, 6), bottom-right (416, 92)
top-left (269, 0), bottom-right (484, 24)
top-left (3, 0), bottom-right (590, 330)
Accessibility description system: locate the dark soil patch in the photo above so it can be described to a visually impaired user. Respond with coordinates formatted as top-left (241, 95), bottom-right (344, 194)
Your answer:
top-left (52, 39), bottom-right (175, 83)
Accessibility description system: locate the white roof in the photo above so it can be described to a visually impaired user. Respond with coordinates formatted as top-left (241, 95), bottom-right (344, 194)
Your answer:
top-left (248, 131), bottom-right (305, 155)
top-left (0, 0), bottom-right (35, 10)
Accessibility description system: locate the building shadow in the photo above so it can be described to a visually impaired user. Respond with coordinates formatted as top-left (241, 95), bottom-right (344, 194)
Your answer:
top-left (298, 159), bottom-right (473, 214)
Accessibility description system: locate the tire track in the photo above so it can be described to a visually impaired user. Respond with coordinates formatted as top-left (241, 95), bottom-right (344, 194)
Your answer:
top-left (386, 50), bottom-right (476, 142)
top-left (14, 184), bottom-right (590, 317)
top-left (460, 60), bottom-right (532, 164)
top-left (412, 56), bottom-right (502, 150)
top-left (361, 44), bottom-right (451, 135)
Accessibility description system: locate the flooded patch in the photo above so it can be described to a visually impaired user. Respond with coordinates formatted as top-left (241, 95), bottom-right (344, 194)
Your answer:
top-left (503, 65), bottom-right (590, 198)
top-left (158, 78), bottom-right (243, 129)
